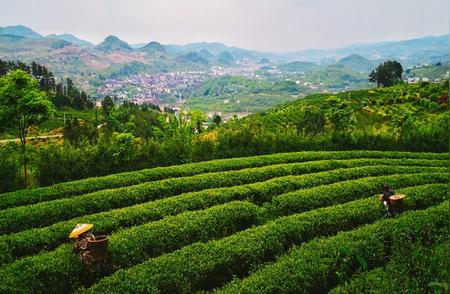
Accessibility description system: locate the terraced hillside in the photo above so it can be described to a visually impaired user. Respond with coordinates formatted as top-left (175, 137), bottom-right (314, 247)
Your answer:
top-left (0, 150), bottom-right (448, 293)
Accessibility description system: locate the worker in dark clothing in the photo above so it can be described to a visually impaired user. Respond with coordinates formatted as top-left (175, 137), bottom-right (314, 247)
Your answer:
top-left (69, 223), bottom-right (95, 252)
top-left (69, 223), bottom-right (109, 271)
top-left (379, 184), bottom-right (395, 215)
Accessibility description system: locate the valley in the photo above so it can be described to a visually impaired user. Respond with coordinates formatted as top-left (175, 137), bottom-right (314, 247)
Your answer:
top-left (0, 25), bottom-right (448, 116)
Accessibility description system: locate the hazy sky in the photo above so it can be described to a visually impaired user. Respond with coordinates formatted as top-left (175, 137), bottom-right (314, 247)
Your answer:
top-left (0, 0), bottom-right (448, 52)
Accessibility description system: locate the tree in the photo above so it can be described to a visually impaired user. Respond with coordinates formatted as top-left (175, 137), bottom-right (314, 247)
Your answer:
top-left (325, 96), bottom-right (356, 132)
top-left (297, 106), bottom-right (325, 135)
top-left (369, 60), bottom-right (403, 87)
top-left (372, 60), bottom-right (404, 86)
top-left (101, 95), bottom-right (114, 117)
top-left (63, 117), bottom-right (98, 146)
top-left (0, 70), bottom-right (55, 188)
top-left (213, 114), bottom-right (221, 126)
top-left (189, 110), bottom-right (206, 133)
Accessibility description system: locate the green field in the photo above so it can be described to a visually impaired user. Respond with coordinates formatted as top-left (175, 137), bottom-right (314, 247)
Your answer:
top-left (187, 93), bottom-right (300, 113)
top-left (0, 150), bottom-right (448, 293)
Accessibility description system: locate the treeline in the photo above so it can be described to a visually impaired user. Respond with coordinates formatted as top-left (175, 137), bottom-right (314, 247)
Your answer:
top-left (0, 59), bottom-right (94, 110)
top-left (53, 78), bottom-right (94, 109)
top-left (1, 110), bottom-right (448, 193)
top-left (0, 60), bottom-right (55, 92)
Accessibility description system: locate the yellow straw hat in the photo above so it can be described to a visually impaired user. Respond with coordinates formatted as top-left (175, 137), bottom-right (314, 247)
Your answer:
top-left (69, 223), bottom-right (94, 239)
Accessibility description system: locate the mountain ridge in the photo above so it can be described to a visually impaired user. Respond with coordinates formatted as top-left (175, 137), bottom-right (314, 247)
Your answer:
top-left (337, 54), bottom-right (376, 72)
top-left (0, 25), bottom-right (42, 39)
top-left (140, 41), bottom-right (166, 53)
top-left (46, 33), bottom-right (93, 47)
top-left (95, 35), bottom-right (133, 52)
top-left (1, 24), bottom-right (447, 65)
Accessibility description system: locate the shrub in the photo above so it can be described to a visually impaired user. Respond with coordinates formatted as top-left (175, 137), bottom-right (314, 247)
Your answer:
top-left (329, 240), bottom-right (449, 293)
top-left (0, 164), bottom-right (445, 234)
top-left (3, 149), bottom-right (444, 209)
top-left (1, 171), bottom-right (445, 264)
top-left (0, 143), bottom-right (22, 193)
top-left (217, 202), bottom-right (448, 293)
top-left (83, 186), bottom-right (448, 293)
top-left (0, 201), bottom-right (262, 294)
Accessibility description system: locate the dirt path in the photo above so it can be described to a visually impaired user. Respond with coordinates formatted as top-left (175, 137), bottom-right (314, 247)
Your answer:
top-left (0, 134), bottom-right (63, 144)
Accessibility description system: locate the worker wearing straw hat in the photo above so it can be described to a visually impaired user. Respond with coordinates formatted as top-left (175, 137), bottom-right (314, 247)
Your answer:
top-left (69, 223), bottom-right (95, 252)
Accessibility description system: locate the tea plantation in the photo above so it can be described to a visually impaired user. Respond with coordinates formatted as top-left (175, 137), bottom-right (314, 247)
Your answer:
top-left (0, 150), bottom-right (448, 293)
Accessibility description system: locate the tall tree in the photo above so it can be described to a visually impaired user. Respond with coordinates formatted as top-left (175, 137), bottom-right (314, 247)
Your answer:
top-left (213, 114), bottom-right (221, 126)
top-left (101, 95), bottom-right (114, 117)
top-left (369, 60), bottom-right (403, 87)
top-left (0, 70), bottom-right (55, 188)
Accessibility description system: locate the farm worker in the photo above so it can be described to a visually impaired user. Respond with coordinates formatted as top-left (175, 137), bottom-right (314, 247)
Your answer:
top-left (69, 223), bottom-right (95, 252)
top-left (379, 184), bottom-right (395, 214)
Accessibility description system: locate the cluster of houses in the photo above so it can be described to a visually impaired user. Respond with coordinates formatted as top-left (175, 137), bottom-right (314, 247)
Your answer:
top-left (210, 62), bottom-right (261, 78)
top-left (96, 71), bottom-right (205, 105)
top-left (96, 61), bottom-right (264, 107)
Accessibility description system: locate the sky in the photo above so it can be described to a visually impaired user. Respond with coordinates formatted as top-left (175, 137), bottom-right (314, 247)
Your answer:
top-left (0, 0), bottom-right (448, 52)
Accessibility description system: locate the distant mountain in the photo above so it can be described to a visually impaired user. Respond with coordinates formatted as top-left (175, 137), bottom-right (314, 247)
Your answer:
top-left (130, 43), bottom-right (146, 49)
top-left (0, 25), bottom-right (42, 39)
top-left (140, 41), bottom-right (166, 53)
top-left (46, 33), bottom-right (93, 47)
top-left (284, 35), bottom-right (449, 66)
top-left (216, 51), bottom-right (236, 65)
top-left (337, 54), bottom-right (376, 72)
top-left (95, 35), bottom-right (133, 52)
top-left (198, 49), bottom-right (214, 60)
top-left (0, 23), bottom-right (446, 83)
top-left (166, 42), bottom-right (229, 55)
top-left (0, 34), bottom-right (26, 43)
top-left (278, 61), bottom-right (320, 72)
top-left (165, 42), bottom-right (274, 62)
top-left (334, 35), bottom-right (449, 67)
top-left (176, 52), bottom-right (209, 65)
top-left (50, 39), bottom-right (72, 49)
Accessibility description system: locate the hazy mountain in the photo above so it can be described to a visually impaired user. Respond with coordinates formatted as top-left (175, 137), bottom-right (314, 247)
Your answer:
top-left (165, 42), bottom-right (273, 62)
top-left (166, 42), bottom-right (229, 55)
top-left (140, 41), bottom-right (166, 53)
top-left (130, 43), bottom-right (146, 49)
top-left (216, 51), bottom-right (236, 65)
top-left (50, 39), bottom-right (72, 49)
top-left (198, 49), bottom-right (214, 60)
top-left (46, 33), bottom-right (93, 47)
top-left (0, 23), bottom-right (447, 84)
top-left (0, 34), bottom-right (26, 43)
top-left (176, 52), bottom-right (209, 65)
top-left (284, 35), bottom-right (449, 66)
top-left (278, 61), bottom-right (320, 72)
top-left (95, 35), bottom-right (133, 52)
top-left (0, 25), bottom-right (42, 39)
top-left (162, 35), bottom-right (449, 66)
top-left (2, 24), bottom-right (445, 67)
top-left (338, 35), bottom-right (448, 57)
top-left (337, 54), bottom-right (376, 72)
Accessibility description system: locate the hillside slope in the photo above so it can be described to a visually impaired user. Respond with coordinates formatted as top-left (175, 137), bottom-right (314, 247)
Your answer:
top-left (196, 82), bottom-right (449, 155)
